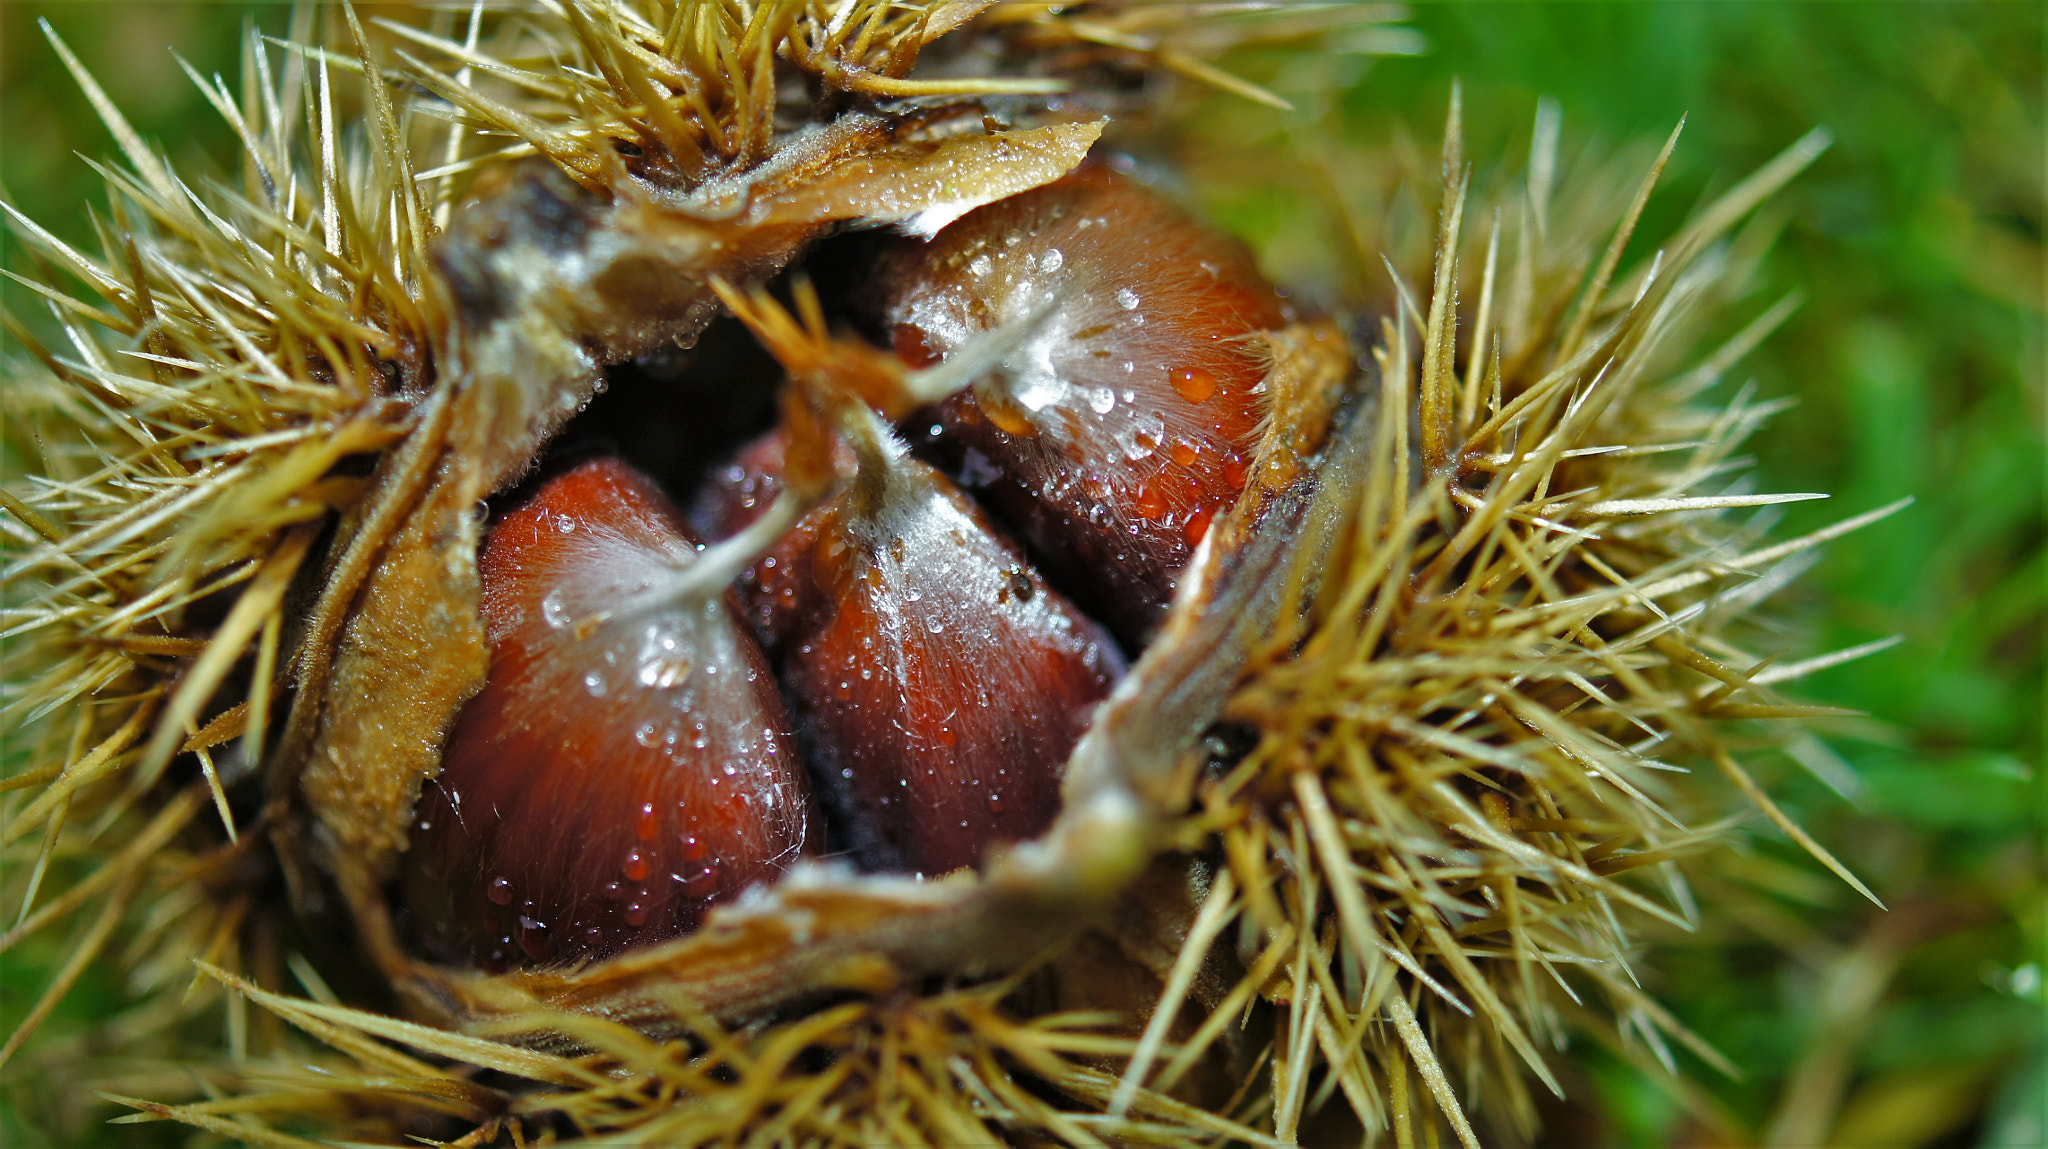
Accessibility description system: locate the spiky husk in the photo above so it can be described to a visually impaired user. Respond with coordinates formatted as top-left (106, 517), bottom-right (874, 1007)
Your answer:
top-left (1, 3), bottom-right (1893, 1146)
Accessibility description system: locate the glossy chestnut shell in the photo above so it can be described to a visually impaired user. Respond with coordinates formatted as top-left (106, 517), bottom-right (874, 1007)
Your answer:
top-left (869, 166), bottom-right (1291, 641)
top-left (400, 458), bottom-right (816, 968)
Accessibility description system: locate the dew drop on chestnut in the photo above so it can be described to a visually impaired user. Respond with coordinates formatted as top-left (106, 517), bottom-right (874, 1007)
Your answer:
top-left (400, 458), bottom-right (817, 968)
top-left (1169, 366), bottom-right (1218, 405)
top-left (867, 165), bottom-right (1289, 642)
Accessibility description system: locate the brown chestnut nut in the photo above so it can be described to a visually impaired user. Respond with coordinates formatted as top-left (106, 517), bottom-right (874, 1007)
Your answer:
top-left (869, 165), bottom-right (1289, 642)
top-left (400, 458), bottom-right (816, 970)
top-left (693, 416), bottom-right (1126, 876)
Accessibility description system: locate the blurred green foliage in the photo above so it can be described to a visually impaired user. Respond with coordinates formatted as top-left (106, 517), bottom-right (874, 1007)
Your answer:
top-left (1329, 6), bottom-right (2043, 1147)
top-left (2, 3), bottom-right (2039, 1148)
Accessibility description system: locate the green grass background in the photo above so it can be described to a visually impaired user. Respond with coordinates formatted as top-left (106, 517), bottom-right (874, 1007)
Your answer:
top-left (2, 3), bottom-right (2040, 1147)
top-left (1329, 8), bottom-right (2043, 1147)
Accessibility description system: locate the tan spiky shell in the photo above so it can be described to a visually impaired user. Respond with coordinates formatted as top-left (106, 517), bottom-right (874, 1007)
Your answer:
top-left (0, 4), bottom-right (1898, 1146)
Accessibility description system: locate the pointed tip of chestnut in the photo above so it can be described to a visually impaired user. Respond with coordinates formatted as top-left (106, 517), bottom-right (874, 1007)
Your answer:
top-left (697, 430), bottom-right (1126, 876)
top-left (401, 458), bottom-right (816, 969)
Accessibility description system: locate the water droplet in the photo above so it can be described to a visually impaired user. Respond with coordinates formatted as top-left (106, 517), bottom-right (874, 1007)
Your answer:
top-left (623, 848), bottom-right (652, 882)
top-left (1005, 571), bottom-right (1036, 604)
top-left (635, 723), bottom-right (660, 747)
top-left (928, 618), bottom-right (946, 634)
top-left (969, 254), bottom-right (993, 278)
top-left (1221, 451), bottom-right (1249, 490)
top-left (1040, 248), bottom-right (1064, 273)
top-left (683, 864), bottom-right (720, 898)
top-left (1184, 507), bottom-right (1214, 547)
top-left (680, 834), bottom-right (708, 862)
top-left (1134, 484), bottom-right (1168, 519)
top-left (602, 880), bottom-right (626, 901)
top-left (1116, 287), bottom-right (1140, 310)
top-left (555, 513), bottom-right (577, 533)
top-left (635, 803), bottom-right (658, 841)
top-left (486, 876), bottom-right (514, 906)
top-left (623, 902), bottom-right (649, 927)
top-left (1170, 366), bottom-right (1217, 404)
top-left (540, 590), bottom-right (571, 629)
top-left (583, 670), bottom-right (608, 697)
top-left (987, 793), bottom-right (1005, 813)
top-left (515, 917), bottom-right (552, 961)
top-left (1089, 387), bottom-right (1116, 414)
top-left (1170, 439), bottom-right (1200, 466)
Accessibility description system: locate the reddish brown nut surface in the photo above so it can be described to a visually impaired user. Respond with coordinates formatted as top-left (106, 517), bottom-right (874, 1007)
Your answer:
top-left (694, 429), bottom-right (1127, 875)
top-left (400, 458), bottom-right (816, 970)
top-left (871, 165), bottom-right (1290, 642)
